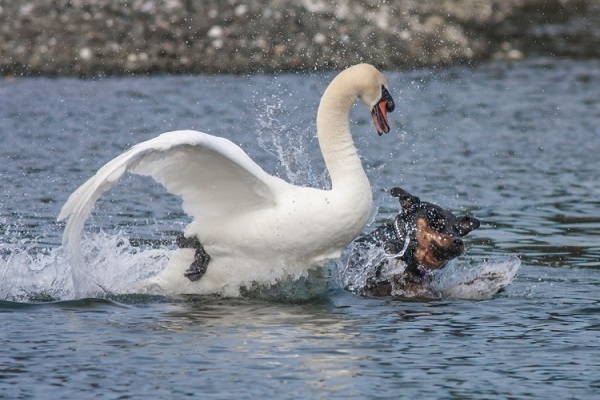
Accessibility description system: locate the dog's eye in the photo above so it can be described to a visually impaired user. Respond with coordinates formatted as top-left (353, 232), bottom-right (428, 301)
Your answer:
top-left (426, 210), bottom-right (445, 230)
top-left (429, 217), bottom-right (445, 230)
top-left (433, 219), bottom-right (446, 231)
top-left (427, 210), bottom-right (438, 220)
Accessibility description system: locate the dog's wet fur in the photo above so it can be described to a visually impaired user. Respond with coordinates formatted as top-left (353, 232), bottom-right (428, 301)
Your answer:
top-left (346, 187), bottom-right (480, 297)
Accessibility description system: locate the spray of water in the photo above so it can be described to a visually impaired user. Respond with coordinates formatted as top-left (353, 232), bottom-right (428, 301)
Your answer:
top-left (334, 240), bottom-right (521, 300)
top-left (254, 94), bottom-right (328, 188)
top-left (1, 230), bottom-right (170, 301)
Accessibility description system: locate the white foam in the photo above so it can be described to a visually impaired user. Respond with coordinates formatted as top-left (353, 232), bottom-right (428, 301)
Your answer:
top-left (1, 241), bottom-right (73, 301)
top-left (335, 242), bottom-right (521, 300)
top-left (429, 254), bottom-right (522, 299)
top-left (0, 231), bottom-right (169, 301)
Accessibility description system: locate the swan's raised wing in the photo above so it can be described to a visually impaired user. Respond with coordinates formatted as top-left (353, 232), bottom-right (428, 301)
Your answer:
top-left (57, 130), bottom-right (282, 246)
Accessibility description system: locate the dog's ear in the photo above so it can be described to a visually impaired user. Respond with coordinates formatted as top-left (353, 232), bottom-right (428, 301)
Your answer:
top-left (390, 187), bottom-right (420, 212)
top-left (455, 216), bottom-right (480, 236)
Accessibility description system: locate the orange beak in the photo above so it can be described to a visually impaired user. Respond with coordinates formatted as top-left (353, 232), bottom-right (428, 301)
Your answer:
top-left (371, 86), bottom-right (395, 136)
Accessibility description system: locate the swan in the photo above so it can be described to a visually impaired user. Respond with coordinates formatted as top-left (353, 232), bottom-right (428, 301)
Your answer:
top-left (57, 63), bottom-right (395, 296)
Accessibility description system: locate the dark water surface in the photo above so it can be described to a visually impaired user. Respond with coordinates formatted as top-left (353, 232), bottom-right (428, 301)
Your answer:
top-left (1, 59), bottom-right (599, 398)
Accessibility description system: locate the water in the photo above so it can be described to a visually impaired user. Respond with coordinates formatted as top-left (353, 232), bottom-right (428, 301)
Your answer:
top-left (1, 58), bottom-right (599, 398)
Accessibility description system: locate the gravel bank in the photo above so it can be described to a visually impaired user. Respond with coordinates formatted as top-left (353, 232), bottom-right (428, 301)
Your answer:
top-left (0, 0), bottom-right (598, 76)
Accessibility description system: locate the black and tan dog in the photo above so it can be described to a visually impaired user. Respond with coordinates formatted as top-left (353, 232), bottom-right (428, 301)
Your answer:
top-left (344, 187), bottom-right (480, 297)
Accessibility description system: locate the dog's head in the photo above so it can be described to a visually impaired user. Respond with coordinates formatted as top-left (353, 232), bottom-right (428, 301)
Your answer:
top-left (389, 187), bottom-right (480, 275)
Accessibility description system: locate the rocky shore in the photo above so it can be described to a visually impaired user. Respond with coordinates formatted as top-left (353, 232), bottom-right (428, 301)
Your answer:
top-left (0, 0), bottom-right (598, 76)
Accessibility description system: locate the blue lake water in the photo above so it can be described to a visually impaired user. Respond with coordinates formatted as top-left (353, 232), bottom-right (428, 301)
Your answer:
top-left (1, 58), bottom-right (599, 398)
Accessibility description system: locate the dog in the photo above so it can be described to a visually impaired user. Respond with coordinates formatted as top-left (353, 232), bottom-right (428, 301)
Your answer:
top-left (343, 187), bottom-right (480, 297)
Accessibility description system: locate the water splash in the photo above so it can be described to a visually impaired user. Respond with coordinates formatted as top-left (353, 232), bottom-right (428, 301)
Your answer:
top-left (1, 241), bottom-right (73, 301)
top-left (335, 240), bottom-right (521, 300)
top-left (336, 240), bottom-right (388, 293)
top-left (430, 255), bottom-right (521, 299)
top-left (1, 231), bottom-right (169, 302)
top-left (254, 94), bottom-right (328, 188)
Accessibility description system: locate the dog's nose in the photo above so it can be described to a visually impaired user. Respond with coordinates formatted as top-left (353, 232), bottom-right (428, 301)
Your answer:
top-left (452, 238), bottom-right (463, 247)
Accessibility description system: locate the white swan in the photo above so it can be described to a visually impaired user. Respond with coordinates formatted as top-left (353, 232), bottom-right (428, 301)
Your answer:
top-left (57, 63), bottom-right (395, 296)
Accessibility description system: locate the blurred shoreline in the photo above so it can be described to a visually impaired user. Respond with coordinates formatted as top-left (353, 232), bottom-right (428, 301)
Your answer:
top-left (1, 0), bottom-right (599, 77)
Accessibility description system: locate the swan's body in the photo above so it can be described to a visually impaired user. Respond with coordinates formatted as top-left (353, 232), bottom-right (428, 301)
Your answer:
top-left (58, 64), bottom-right (395, 296)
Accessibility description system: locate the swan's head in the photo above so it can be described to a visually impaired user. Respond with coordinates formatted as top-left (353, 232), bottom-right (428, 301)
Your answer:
top-left (351, 64), bottom-right (396, 136)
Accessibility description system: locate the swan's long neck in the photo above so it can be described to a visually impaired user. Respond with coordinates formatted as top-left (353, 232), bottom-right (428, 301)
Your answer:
top-left (316, 76), bottom-right (369, 192)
